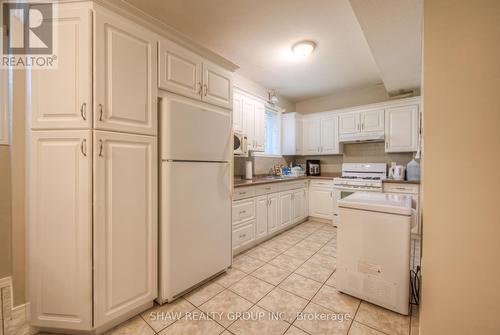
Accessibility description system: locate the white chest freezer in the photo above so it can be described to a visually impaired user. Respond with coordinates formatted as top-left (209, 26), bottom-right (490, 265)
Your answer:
top-left (337, 192), bottom-right (413, 315)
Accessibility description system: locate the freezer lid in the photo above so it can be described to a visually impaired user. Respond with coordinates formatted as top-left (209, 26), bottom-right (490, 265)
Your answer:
top-left (160, 91), bottom-right (231, 161)
top-left (338, 192), bottom-right (412, 216)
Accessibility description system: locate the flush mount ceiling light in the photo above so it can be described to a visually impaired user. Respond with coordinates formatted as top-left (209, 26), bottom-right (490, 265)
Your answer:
top-left (291, 40), bottom-right (316, 57)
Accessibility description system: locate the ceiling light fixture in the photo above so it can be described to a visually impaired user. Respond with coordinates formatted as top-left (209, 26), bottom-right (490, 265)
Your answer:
top-left (291, 40), bottom-right (316, 57)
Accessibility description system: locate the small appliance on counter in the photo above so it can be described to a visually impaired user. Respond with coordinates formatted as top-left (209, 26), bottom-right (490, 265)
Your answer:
top-left (389, 162), bottom-right (406, 180)
top-left (306, 160), bottom-right (321, 176)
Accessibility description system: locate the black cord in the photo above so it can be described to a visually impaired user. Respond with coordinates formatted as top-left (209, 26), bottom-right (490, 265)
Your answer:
top-left (410, 266), bottom-right (421, 305)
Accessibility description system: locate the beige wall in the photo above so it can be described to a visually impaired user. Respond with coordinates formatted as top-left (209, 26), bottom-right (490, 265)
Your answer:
top-left (295, 84), bottom-right (389, 114)
top-left (421, 1), bottom-right (500, 334)
top-left (0, 145), bottom-right (12, 278)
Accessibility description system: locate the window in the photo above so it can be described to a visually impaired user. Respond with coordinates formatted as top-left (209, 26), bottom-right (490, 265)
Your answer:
top-left (263, 107), bottom-right (281, 155)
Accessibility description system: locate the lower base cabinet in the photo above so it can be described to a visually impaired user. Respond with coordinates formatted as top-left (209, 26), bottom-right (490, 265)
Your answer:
top-left (309, 180), bottom-right (334, 220)
top-left (232, 182), bottom-right (308, 253)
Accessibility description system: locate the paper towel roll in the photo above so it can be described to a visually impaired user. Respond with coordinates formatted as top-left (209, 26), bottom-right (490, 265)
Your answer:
top-left (245, 161), bottom-right (253, 180)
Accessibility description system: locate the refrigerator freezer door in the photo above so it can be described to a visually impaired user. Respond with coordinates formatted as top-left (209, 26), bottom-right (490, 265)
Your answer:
top-left (159, 161), bottom-right (232, 302)
top-left (160, 91), bottom-right (232, 161)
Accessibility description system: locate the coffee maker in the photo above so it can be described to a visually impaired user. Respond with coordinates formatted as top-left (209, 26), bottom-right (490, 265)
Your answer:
top-left (306, 160), bottom-right (321, 176)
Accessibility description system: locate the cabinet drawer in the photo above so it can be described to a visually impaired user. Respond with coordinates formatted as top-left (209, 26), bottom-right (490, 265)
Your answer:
top-left (383, 183), bottom-right (419, 194)
top-left (232, 199), bottom-right (256, 224)
top-left (233, 187), bottom-right (256, 200)
top-left (310, 180), bottom-right (334, 188)
top-left (255, 184), bottom-right (278, 196)
top-left (232, 221), bottom-right (255, 248)
top-left (278, 180), bottom-right (308, 192)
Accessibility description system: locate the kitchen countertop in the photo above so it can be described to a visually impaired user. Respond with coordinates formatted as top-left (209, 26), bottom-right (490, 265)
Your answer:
top-left (234, 173), bottom-right (340, 188)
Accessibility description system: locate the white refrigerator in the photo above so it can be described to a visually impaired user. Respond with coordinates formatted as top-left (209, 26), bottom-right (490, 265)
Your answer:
top-left (158, 91), bottom-right (232, 303)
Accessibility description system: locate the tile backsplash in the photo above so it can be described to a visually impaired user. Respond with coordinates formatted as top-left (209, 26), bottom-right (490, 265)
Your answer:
top-left (234, 142), bottom-right (415, 176)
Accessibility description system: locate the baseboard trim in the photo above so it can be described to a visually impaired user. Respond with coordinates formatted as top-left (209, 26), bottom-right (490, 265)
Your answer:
top-left (0, 276), bottom-right (36, 335)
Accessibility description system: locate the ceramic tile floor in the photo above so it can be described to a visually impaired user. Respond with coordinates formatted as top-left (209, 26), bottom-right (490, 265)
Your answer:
top-left (64, 220), bottom-right (421, 335)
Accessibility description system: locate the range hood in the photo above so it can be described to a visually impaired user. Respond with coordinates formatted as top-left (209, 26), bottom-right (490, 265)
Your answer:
top-left (339, 131), bottom-right (385, 143)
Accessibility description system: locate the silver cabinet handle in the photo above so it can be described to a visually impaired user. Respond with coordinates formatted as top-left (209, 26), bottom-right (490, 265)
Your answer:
top-left (385, 141), bottom-right (389, 149)
top-left (98, 139), bottom-right (104, 157)
top-left (80, 102), bottom-right (87, 121)
top-left (330, 192), bottom-right (333, 198)
top-left (98, 104), bottom-right (104, 121)
top-left (239, 191), bottom-right (246, 195)
top-left (265, 187), bottom-right (272, 190)
top-left (203, 83), bottom-right (208, 96)
top-left (81, 138), bottom-right (87, 157)
top-left (239, 210), bottom-right (246, 214)
top-left (239, 233), bottom-right (247, 239)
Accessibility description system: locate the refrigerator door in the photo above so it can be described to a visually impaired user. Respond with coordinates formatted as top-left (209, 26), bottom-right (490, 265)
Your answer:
top-left (160, 91), bottom-right (232, 161)
top-left (159, 161), bottom-right (232, 302)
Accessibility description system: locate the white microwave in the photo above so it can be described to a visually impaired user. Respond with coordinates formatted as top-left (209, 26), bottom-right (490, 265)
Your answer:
top-left (234, 132), bottom-right (248, 156)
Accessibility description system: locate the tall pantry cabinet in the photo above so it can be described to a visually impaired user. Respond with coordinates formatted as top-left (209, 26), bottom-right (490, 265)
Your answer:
top-left (28, 2), bottom-right (157, 332)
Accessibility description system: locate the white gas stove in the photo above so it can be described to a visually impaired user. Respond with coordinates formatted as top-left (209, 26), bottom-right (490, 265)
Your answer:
top-left (332, 163), bottom-right (387, 223)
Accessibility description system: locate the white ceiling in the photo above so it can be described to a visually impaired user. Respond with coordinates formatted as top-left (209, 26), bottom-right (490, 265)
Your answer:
top-left (123, 0), bottom-right (421, 102)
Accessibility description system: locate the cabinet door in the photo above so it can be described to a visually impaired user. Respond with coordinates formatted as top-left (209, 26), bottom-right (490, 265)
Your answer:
top-left (292, 189), bottom-right (307, 223)
top-left (31, 4), bottom-right (92, 130)
top-left (385, 104), bottom-right (419, 152)
top-left (320, 116), bottom-right (340, 154)
top-left (361, 109), bottom-right (384, 132)
top-left (29, 130), bottom-right (92, 330)
top-left (158, 37), bottom-right (202, 100)
top-left (242, 98), bottom-right (255, 150)
top-left (268, 194), bottom-right (279, 233)
top-left (279, 191), bottom-right (293, 227)
top-left (233, 93), bottom-right (244, 132)
top-left (254, 102), bottom-right (265, 152)
top-left (94, 8), bottom-right (158, 135)
top-left (202, 61), bottom-right (233, 109)
top-left (255, 195), bottom-right (269, 239)
top-left (94, 131), bottom-right (157, 327)
top-left (339, 112), bottom-right (360, 135)
top-left (303, 118), bottom-right (321, 155)
top-left (309, 187), bottom-right (333, 220)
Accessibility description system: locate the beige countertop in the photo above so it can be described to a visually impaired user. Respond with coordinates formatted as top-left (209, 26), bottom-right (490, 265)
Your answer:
top-left (233, 173), bottom-right (341, 188)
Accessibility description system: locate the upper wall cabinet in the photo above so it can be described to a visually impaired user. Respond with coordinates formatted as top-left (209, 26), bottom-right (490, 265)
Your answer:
top-left (158, 38), bottom-right (233, 109)
top-left (236, 91), bottom-right (265, 151)
top-left (282, 113), bottom-right (303, 155)
top-left (94, 8), bottom-right (158, 136)
top-left (338, 108), bottom-right (384, 141)
top-left (303, 115), bottom-right (342, 155)
top-left (30, 3), bottom-right (92, 130)
top-left (385, 104), bottom-right (419, 152)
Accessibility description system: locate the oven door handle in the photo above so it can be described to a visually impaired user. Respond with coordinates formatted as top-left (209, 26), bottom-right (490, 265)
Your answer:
top-left (333, 186), bottom-right (381, 192)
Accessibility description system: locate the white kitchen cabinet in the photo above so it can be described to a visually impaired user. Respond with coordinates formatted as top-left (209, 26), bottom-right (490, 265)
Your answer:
top-left (255, 195), bottom-right (269, 239)
top-left (29, 130), bottom-right (92, 330)
top-left (268, 193), bottom-right (280, 233)
top-left (158, 37), bottom-right (202, 100)
top-left (238, 91), bottom-right (265, 151)
top-left (232, 94), bottom-right (243, 132)
top-left (279, 191), bottom-right (293, 227)
top-left (303, 117), bottom-right (321, 155)
top-left (320, 115), bottom-right (340, 154)
top-left (385, 104), bottom-right (419, 152)
top-left (339, 112), bottom-right (359, 136)
top-left (281, 113), bottom-right (303, 155)
top-left (361, 109), bottom-right (385, 132)
top-left (292, 188), bottom-right (307, 223)
top-left (93, 131), bottom-right (157, 327)
top-left (232, 221), bottom-right (256, 249)
top-left (309, 183), bottom-right (334, 220)
top-left (158, 38), bottom-right (233, 109)
top-left (254, 102), bottom-right (265, 151)
top-left (202, 61), bottom-right (233, 109)
top-left (94, 8), bottom-right (158, 136)
top-left (303, 115), bottom-right (341, 155)
top-left (30, 4), bottom-right (92, 130)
